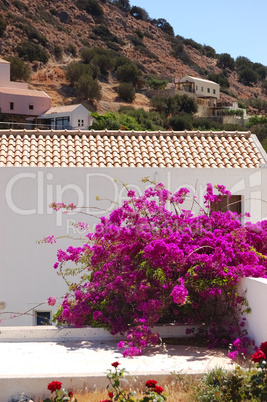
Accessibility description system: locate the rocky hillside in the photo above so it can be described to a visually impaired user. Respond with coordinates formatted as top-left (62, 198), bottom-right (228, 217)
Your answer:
top-left (0, 0), bottom-right (267, 112)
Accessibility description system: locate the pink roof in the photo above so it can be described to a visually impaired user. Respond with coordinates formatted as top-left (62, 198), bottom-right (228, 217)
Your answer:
top-left (0, 59), bottom-right (10, 64)
top-left (42, 104), bottom-right (80, 114)
top-left (0, 87), bottom-right (50, 98)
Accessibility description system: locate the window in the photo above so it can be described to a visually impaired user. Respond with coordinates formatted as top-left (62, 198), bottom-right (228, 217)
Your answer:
top-left (213, 89), bottom-right (216, 95)
top-left (55, 116), bottom-right (70, 130)
top-left (207, 88), bottom-right (210, 93)
top-left (81, 119), bottom-right (84, 126)
top-left (78, 119), bottom-right (80, 127)
top-left (201, 87), bottom-right (203, 92)
top-left (10, 102), bottom-right (14, 110)
top-left (211, 195), bottom-right (242, 214)
top-left (29, 104), bottom-right (34, 110)
top-left (36, 311), bottom-right (51, 326)
top-left (196, 85), bottom-right (198, 90)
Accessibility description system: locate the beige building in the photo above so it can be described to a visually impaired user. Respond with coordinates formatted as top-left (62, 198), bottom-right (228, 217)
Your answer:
top-left (176, 75), bottom-right (220, 106)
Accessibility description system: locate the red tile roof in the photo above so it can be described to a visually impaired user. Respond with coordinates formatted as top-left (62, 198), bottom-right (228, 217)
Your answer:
top-left (0, 130), bottom-right (265, 168)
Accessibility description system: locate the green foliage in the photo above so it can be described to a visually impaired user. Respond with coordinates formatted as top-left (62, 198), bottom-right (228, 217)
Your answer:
top-left (117, 82), bottom-right (135, 102)
top-left (208, 73), bottom-right (230, 88)
top-left (236, 56), bottom-right (252, 71)
top-left (92, 24), bottom-right (119, 43)
top-left (75, 75), bottom-right (102, 101)
top-left (169, 114), bottom-right (193, 131)
top-left (38, 10), bottom-right (66, 32)
top-left (66, 43), bottom-right (77, 57)
top-left (53, 45), bottom-right (63, 61)
top-left (194, 364), bottom-right (267, 402)
top-left (217, 53), bottom-right (235, 70)
top-left (203, 45), bottom-right (216, 58)
top-left (135, 28), bottom-right (144, 39)
top-left (76, 0), bottom-right (104, 17)
top-left (15, 42), bottom-right (49, 63)
top-left (81, 47), bottom-right (106, 63)
top-left (244, 98), bottom-right (267, 114)
top-left (145, 76), bottom-right (168, 90)
top-left (151, 18), bottom-right (174, 36)
top-left (4, 56), bottom-right (31, 82)
top-left (116, 62), bottom-right (142, 86)
top-left (248, 115), bottom-right (267, 127)
top-left (262, 80), bottom-right (267, 93)
top-left (14, 0), bottom-right (28, 11)
top-left (90, 111), bottom-right (143, 130)
top-left (19, 22), bottom-right (48, 46)
top-left (93, 53), bottom-right (114, 75)
top-left (0, 16), bottom-right (7, 37)
top-left (171, 38), bottom-right (192, 65)
top-left (223, 108), bottom-right (244, 117)
top-left (118, 107), bottom-right (166, 130)
top-left (111, 0), bottom-right (131, 12)
top-left (127, 34), bottom-right (144, 47)
top-left (183, 38), bottom-right (204, 53)
top-left (151, 94), bottom-right (197, 117)
top-left (130, 6), bottom-right (150, 21)
top-left (238, 67), bottom-right (258, 86)
top-left (65, 61), bottom-right (98, 86)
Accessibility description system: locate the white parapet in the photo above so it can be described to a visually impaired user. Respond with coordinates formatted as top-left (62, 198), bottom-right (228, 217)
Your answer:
top-left (0, 324), bottom-right (199, 342)
top-left (238, 277), bottom-right (267, 347)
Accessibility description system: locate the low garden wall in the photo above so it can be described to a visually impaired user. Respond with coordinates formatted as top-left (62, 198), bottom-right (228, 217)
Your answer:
top-left (238, 277), bottom-right (267, 347)
top-left (0, 323), bottom-right (198, 342)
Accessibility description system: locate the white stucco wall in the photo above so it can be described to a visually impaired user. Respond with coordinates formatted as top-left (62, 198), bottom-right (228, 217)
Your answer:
top-left (238, 277), bottom-right (267, 347)
top-left (0, 167), bottom-right (266, 326)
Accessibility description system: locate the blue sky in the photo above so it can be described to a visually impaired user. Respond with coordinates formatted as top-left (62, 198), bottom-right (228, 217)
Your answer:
top-left (129, 0), bottom-right (267, 66)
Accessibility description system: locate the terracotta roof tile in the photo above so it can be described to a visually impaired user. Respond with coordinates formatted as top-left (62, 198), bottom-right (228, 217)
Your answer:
top-left (0, 130), bottom-right (265, 168)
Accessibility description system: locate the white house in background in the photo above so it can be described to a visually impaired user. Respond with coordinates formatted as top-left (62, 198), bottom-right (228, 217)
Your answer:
top-left (175, 75), bottom-right (220, 106)
top-left (38, 104), bottom-right (93, 130)
top-left (0, 129), bottom-right (267, 326)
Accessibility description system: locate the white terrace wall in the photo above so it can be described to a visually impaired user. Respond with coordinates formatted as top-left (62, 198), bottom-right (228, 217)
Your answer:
top-left (0, 167), bottom-right (267, 326)
top-left (238, 277), bottom-right (267, 347)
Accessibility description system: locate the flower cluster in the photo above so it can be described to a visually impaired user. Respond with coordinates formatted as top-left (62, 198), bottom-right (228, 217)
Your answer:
top-left (51, 182), bottom-right (267, 356)
top-left (48, 381), bottom-right (62, 393)
top-left (45, 380), bottom-right (76, 402)
top-left (103, 362), bottom-right (167, 401)
top-left (251, 341), bottom-right (267, 362)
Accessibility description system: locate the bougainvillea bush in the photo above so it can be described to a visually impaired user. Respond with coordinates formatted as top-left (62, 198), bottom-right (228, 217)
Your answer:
top-left (49, 181), bottom-right (267, 357)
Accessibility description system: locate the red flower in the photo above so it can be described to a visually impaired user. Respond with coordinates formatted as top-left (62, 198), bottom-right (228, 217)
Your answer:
top-left (68, 391), bottom-right (73, 398)
top-left (145, 379), bottom-right (157, 388)
top-left (108, 391), bottom-right (114, 398)
top-left (251, 349), bottom-right (266, 363)
top-left (154, 385), bottom-right (164, 394)
top-left (260, 341), bottom-right (267, 356)
top-left (111, 362), bottom-right (120, 368)
top-left (47, 380), bottom-right (62, 392)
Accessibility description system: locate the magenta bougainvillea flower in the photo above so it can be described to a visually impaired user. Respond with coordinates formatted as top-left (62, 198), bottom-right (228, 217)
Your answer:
top-left (50, 182), bottom-right (267, 356)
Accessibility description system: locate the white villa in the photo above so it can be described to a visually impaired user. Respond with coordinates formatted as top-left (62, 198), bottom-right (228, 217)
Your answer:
top-left (38, 104), bottom-right (94, 130)
top-left (175, 75), bottom-right (220, 105)
top-left (0, 129), bottom-right (266, 326)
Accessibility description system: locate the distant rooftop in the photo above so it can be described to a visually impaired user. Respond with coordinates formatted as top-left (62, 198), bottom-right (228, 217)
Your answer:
top-left (0, 87), bottom-right (50, 97)
top-left (0, 130), bottom-right (265, 168)
top-left (40, 104), bottom-right (83, 115)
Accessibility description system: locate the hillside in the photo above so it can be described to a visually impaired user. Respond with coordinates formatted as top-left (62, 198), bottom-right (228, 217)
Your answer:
top-left (0, 0), bottom-right (267, 113)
